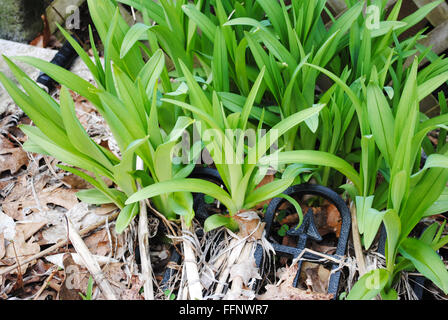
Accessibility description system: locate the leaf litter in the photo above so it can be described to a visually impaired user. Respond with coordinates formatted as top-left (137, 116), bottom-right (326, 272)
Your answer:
top-left (0, 89), bottom-right (165, 300)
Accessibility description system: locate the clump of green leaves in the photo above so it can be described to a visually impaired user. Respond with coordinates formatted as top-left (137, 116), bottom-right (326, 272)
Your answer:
top-left (0, 1), bottom-right (197, 232)
top-left (126, 65), bottom-right (324, 231)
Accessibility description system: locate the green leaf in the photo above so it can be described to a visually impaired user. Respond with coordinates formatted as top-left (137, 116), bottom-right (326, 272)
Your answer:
top-left (255, 0), bottom-right (287, 43)
top-left (423, 154), bottom-right (448, 170)
top-left (212, 27), bottom-right (229, 92)
top-left (76, 188), bottom-right (127, 205)
top-left (355, 196), bottom-right (374, 235)
top-left (168, 192), bottom-right (194, 226)
top-left (204, 214), bottom-right (238, 232)
top-left (182, 3), bottom-right (217, 42)
top-left (346, 269), bottom-right (389, 300)
top-left (137, 49), bottom-right (165, 95)
top-left (423, 187), bottom-right (448, 217)
top-left (126, 178), bottom-right (238, 214)
top-left (13, 56), bottom-right (101, 106)
top-left (240, 67), bottom-right (265, 131)
top-left (366, 83), bottom-right (395, 166)
top-left (380, 288), bottom-right (398, 300)
top-left (259, 151), bottom-right (362, 193)
top-left (251, 105), bottom-right (326, 165)
top-left (116, 203), bottom-right (139, 234)
top-left (398, 0), bottom-right (444, 36)
top-left (243, 178), bottom-right (294, 210)
top-left (204, 195), bottom-right (215, 204)
top-left (120, 23), bottom-right (151, 58)
top-left (56, 23), bottom-right (100, 83)
top-left (399, 237), bottom-right (448, 294)
top-left (390, 170), bottom-right (407, 211)
top-left (382, 209), bottom-right (401, 272)
top-left (59, 86), bottom-right (113, 171)
top-left (363, 208), bottom-right (386, 250)
top-left (276, 193), bottom-right (304, 229)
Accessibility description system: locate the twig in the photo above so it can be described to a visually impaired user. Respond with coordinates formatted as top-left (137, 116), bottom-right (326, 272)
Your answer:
top-left (11, 241), bottom-right (24, 289)
top-left (65, 214), bottom-right (117, 300)
top-left (0, 211), bottom-right (120, 277)
top-left (349, 201), bottom-right (367, 276)
top-left (33, 267), bottom-right (58, 300)
top-left (137, 157), bottom-right (155, 300)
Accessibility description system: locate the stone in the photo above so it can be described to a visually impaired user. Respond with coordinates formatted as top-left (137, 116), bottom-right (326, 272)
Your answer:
top-left (0, 39), bottom-right (96, 115)
top-left (0, 0), bottom-right (46, 43)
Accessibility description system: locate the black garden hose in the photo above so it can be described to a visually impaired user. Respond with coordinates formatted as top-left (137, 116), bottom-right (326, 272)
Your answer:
top-left (36, 39), bottom-right (79, 91)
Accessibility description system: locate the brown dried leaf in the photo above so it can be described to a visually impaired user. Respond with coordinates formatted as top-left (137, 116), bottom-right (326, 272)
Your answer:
top-left (93, 204), bottom-right (118, 216)
top-left (58, 254), bottom-right (83, 300)
top-left (84, 229), bottom-right (111, 257)
top-left (0, 231), bottom-right (40, 275)
top-left (16, 221), bottom-right (46, 241)
top-left (299, 262), bottom-right (331, 293)
top-left (2, 175), bottom-right (80, 220)
top-left (120, 275), bottom-right (144, 300)
top-left (234, 211), bottom-right (265, 240)
top-left (325, 203), bottom-right (342, 237)
top-left (0, 148), bottom-right (29, 174)
top-left (61, 174), bottom-right (92, 189)
top-left (257, 264), bottom-right (333, 300)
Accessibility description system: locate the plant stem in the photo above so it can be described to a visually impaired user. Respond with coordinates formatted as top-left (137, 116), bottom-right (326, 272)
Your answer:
top-left (137, 157), bottom-right (155, 300)
top-left (350, 201), bottom-right (367, 276)
top-left (181, 217), bottom-right (203, 300)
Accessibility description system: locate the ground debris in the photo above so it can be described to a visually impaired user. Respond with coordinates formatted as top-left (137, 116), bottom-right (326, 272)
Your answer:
top-left (257, 264), bottom-right (333, 300)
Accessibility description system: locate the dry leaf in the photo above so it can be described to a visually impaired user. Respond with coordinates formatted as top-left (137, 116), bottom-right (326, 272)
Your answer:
top-left (61, 174), bottom-right (92, 189)
top-left (257, 264), bottom-right (333, 300)
top-left (0, 231), bottom-right (40, 275)
top-left (299, 262), bottom-right (331, 293)
top-left (234, 211), bottom-right (265, 240)
top-left (92, 203), bottom-right (118, 216)
top-left (84, 229), bottom-right (112, 256)
top-left (45, 253), bottom-right (118, 270)
top-left (325, 203), bottom-right (342, 237)
top-left (120, 275), bottom-right (144, 300)
top-left (58, 254), bottom-right (83, 300)
top-left (1, 173), bottom-right (71, 220)
top-left (0, 148), bottom-right (29, 174)
top-left (40, 202), bottom-right (108, 244)
top-left (229, 255), bottom-right (261, 285)
top-left (16, 221), bottom-right (46, 241)
top-left (103, 263), bottom-right (127, 284)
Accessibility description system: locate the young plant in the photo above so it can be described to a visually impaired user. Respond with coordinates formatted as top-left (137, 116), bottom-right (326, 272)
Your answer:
top-left (79, 276), bottom-right (94, 300)
top-left (259, 57), bottom-right (448, 299)
top-left (346, 59), bottom-right (448, 299)
top-left (0, 6), bottom-right (197, 232)
top-left (125, 64), bottom-right (324, 231)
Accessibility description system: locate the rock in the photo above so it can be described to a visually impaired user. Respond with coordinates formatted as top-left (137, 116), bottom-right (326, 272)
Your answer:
top-left (0, 39), bottom-right (57, 115)
top-left (0, 0), bottom-right (46, 43)
top-left (0, 39), bottom-right (96, 115)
